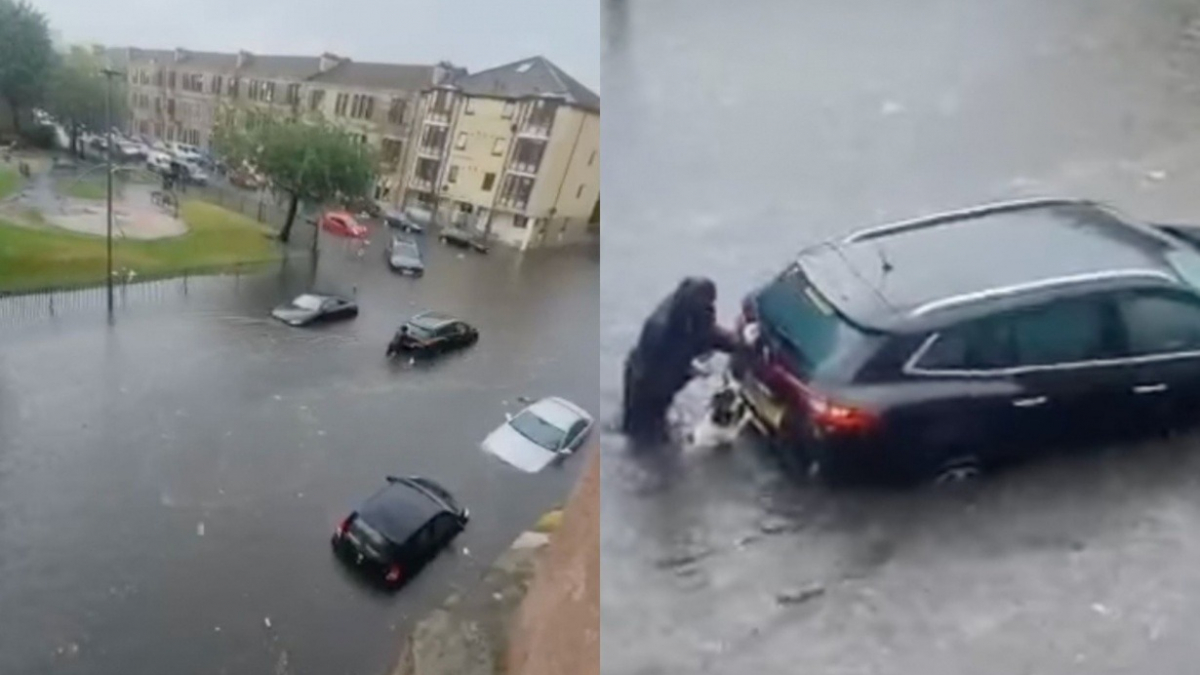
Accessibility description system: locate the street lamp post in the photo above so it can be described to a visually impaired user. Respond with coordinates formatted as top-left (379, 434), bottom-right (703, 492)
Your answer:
top-left (100, 68), bottom-right (124, 318)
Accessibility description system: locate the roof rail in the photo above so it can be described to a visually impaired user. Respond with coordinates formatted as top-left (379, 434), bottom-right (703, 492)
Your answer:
top-left (909, 269), bottom-right (1177, 317)
top-left (843, 198), bottom-right (1089, 245)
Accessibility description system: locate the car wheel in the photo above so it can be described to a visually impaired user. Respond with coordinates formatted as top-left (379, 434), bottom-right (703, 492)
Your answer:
top-left (932, 456), bottom-right (982, 486)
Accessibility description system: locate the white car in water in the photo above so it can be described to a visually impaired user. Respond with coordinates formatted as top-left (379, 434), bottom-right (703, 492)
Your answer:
top-left (480, 397), bottom-right (593, 473)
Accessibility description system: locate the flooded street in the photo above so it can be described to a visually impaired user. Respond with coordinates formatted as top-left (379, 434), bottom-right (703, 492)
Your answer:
top-left (601, 1), bottom-right (1200, 673)
top-left (0, 232), bottom-right (597, 674)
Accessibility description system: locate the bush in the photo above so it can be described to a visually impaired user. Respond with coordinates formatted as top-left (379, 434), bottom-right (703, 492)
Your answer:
top-left (20, 124), bottom-right (56, 150)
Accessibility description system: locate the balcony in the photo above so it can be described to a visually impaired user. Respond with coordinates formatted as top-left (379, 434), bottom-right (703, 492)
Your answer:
top-left (507, 161), bottom-right (539, 177)
top-left (496, 196), bottom-right (529, 212)
top-left (416, 144), bottom-right (444, 158)
top-left (426, 110), bottom-right (451, 125)
top-left (518, 123), bottom-right (551, 139)
top-left (409, 177), bottom-right (435, 192)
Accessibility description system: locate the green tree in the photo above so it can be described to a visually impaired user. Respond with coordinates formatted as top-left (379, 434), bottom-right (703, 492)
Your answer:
top-left (212, 109), bottom-right (376, 243)
top-left (45, 46), bottom-right (128, 157)
top-left (0, 0), bottom-right (53, 135)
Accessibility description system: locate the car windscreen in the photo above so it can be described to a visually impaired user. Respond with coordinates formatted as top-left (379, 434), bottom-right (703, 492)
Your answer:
top-left (393, 241), bottom-right (420, 258)
top-left (509, 411), bottom-right (567, 451)
top-left (754, 265), bottom-right (864, 377)
top-left (404, 323), bottom-right (436, 340)
top-left (292, 295), bottom-right (324, 311)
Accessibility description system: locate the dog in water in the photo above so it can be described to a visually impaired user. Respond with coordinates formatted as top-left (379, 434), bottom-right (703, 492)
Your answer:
top-left (685, 379), bottom-right (751, 451)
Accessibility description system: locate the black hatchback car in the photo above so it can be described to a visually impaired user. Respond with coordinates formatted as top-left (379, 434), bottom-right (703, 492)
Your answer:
top-left (331, 475), bottom-right (469, 589)
top-left (735, 198), bottom-right (1200, 484)
top-left (386, 311), bottom-right (479, 357)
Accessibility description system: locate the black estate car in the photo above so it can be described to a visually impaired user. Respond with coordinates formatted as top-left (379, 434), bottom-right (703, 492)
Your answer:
top-left (735, 198), bottom-right (1200, 484)
top-left (332, 476), bottom-right (469, 589)
top-left (386, 311), bottom-right (478, 357)
top-left (271, 293), bottom-right (358, 327)
top-left (386, 235), bottom-right (425, 276)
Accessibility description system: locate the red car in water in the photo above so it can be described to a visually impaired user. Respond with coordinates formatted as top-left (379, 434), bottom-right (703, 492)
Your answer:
top-left (321, 211), bottom-right (369, 239)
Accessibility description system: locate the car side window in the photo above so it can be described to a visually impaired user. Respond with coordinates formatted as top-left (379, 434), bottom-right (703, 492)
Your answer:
top-left (1117, 290), bottom-right (1200, 356)
top-left (915, 316), bottom-right (1015, 371)
top-left (1009, 297), bottom-right (1113, 367)
top-left (431, 514), bottom-right (458, 543)
top-left (565, 420), bottom-right (587, 447)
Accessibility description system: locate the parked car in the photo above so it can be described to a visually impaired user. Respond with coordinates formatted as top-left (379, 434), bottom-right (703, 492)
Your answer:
top-left (734, 198), bottom-right (1200, 485)
top-left (386, 235), bottom-right (425, 276)
top-left (383, 208), bottom-right (424, 234)
top-left (481, 397), bottom-right (594, 473)
top-left (181, 161), bottom-right (210, 186)
top-left (386, 311), bottom-right (478, 357)
top-left (331, 475), bottom-right (469, 589)
top-left (438, 224), bottom-right (488, 254)
top-left (146, 151), bottom-right (172, 174)
top-left (320, 211), bottom-right (369, 239)
top-left (271, 293), bottom-right (358, 327)
top-left (344, 197), bottom-right (383, 220)
top-left (229, 170), bottom-right (264, 190)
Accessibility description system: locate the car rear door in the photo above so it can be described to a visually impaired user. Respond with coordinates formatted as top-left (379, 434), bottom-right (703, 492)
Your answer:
top-left (1112, 288), bottom-right (1200, 434)
top-left (1003, 294), bottom-right (1135, 450)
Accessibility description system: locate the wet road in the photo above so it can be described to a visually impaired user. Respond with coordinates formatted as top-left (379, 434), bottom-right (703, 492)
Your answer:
top-left (0, 229), bottom-right (597, 674)
top-left (602, 1), bottom-right (1200, 673)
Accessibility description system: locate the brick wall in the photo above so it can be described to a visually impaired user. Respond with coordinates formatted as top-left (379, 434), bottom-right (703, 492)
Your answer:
top-left (506, 445), bottom-right (599, 675)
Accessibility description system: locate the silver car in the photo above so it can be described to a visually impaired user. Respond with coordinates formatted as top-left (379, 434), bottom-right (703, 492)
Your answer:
top-left (387, 235), bottom-right (425, 276)
top-left (481, 397), bottom-right (593, 473)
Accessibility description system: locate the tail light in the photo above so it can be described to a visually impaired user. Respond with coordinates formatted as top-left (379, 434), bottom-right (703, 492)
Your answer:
top-left (385, 564), bottom-right (404, 583)
top-left (807, 394), bottom-right (878, 435)
top-left (336, 515), bottom-right (353, 538)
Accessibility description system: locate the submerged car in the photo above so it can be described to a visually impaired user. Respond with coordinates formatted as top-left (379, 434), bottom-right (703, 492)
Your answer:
top-left (383, 209), bottom-right (424, 234)
top-left (481, 397), bottom-right (593, 473)
top-left (734, 198), bottom-right (1200, 485)
top-left (386, 311), bottom-right (478, 357)
top-left (386, 235), bottom-right (425, 276)
top-left (331, 475), bottom-right (469, 589)
top-left (271, 293), bottom-right (358, 327)
top-left (438, 224), bottom-right (488, 254)
top-left (320, 211), bottom-right (369, 239)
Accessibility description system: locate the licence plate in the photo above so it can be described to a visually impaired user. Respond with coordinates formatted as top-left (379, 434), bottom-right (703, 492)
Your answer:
top-left (743, 376), bottom-right (785, 431)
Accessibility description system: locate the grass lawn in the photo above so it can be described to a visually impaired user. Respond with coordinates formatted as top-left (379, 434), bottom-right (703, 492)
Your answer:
top-left (0, 168), bottom-right (23, 200)
top-left (62, 176), bottom-right (109, 200)
top-left (0, 201), bottom-right (281, 293)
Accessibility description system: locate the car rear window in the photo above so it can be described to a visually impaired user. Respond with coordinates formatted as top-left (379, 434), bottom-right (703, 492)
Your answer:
top-left (755, 266), bottom-right (864, 376)
top-left (405, 323), bottom-right (435, 340)
top-left (349, 517), bottom-right (391, 557)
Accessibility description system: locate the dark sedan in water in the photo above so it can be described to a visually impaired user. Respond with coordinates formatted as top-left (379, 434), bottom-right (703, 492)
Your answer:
top-left (331, 476), bottom-right (469, 589)
top-left (271, 293), bottom-right (359, 327)
top-left (386, 235), bottom-right (425, 276)
top-left (386, 311), bottom-right (479, 357)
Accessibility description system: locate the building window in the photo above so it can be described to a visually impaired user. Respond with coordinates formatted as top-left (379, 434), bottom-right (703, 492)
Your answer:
top-left (492, 139), bottom-right (505, 156)
top-left (350, 94), bottom-right (374, 120)
top-left (576, 183), bottom-right (585, 199)
top-left (464, 98), bottom-right (475, 115)
top-left (309, 89), bottom-right (325, 111)
top-left (430, 89), bottom-right (452, 115)
top-left (381, 138), bottom-right (403, 164)
top-left (513, 215), bottom-right (528, 229)
top-left (264, 82), bottom-right (275, 102)
top-left (447, 166), bottom-right (458, 183)
top-left (415, 157), bottom-right (439, 183)
top-left (335, 92), bottom-right (350, 116)
top-left (454, 132), bottom-right (467, 150)
top-left (211, 75), bottom-right (223, 95)
top-left (482, 172), bottom-right (495, 191)
top-left (388, 98), bottom-right (406, 125)
top-left (286, 83), bottom-right (301, 105)
top-left (499, 175), bottom-right (535, 210)
top-left (168, 71), bottom-right (176, 89)
top-left (227, 77), bottom-right (239, 98)
top-left (587, 150), bottom-right (596, 166)
top-left (502, 101), bottom-right (515, 119)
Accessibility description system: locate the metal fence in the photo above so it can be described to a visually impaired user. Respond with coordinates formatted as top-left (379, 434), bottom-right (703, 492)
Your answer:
top-left (191, 183), bottom-right (322, 250)
top-left (0, 262), bottom-right (279, 325)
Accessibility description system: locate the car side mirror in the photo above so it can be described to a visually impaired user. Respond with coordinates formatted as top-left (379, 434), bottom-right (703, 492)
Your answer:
top-left (505, 412), bottom-right (514, 422)
top-left (385, 475), bottom-right (400, 483)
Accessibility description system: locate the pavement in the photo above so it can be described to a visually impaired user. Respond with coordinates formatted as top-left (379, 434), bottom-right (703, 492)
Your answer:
top-left (0, 224), bottom-right (597, 674)
top-left (601, 1), bottom-right (1200, 673)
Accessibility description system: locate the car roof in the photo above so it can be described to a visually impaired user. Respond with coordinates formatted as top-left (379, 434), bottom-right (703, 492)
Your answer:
top-left (358, 478), bottom-right (452, 544)
top-left (297, 292), bottom-right (350, 302)
top-left (797, 199), bottom-right (1193, 331)
top-left (410, 311), bottom-right (458, 328)
top-left (525, 397), bottom-right (590, 428)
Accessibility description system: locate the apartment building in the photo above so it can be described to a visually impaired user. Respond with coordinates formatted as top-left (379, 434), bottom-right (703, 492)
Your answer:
top-left (404, 56), bottom-right (599, 250)
top-left (111, 47), bottom-right (456, 201)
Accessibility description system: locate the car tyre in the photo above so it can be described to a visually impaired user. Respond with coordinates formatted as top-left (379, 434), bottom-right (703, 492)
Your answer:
top-left (931, 455), bottom-right (982, 486)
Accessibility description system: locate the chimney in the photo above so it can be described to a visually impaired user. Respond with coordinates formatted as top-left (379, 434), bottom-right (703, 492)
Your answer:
top-left (173, 47), bottom-right (187, 63)
top-left (432, 61), bottom-right (460, 86)
top-left (236, 50), bottom-right (253, 69)
top-left (318, 52), bottom-right (342, 73)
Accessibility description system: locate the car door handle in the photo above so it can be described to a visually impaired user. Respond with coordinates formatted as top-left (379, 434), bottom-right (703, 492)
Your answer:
top-left (1133, 383), bottom-right (1169, 395)
top-left (1012, 396), bottom-right (1048, 408)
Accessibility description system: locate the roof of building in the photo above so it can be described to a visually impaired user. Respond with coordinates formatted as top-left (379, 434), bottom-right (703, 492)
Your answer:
top-left (452, 56), bottom-right (599, 111)
top-left (793, 199), bottom-right (1195, 330)
top-left (307, 60), bottom-right (437, 91)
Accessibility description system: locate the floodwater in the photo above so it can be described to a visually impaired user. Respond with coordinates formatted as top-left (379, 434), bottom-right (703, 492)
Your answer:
top-left (601, 1), bottom-right (1200, 673)
top-left (0, 228), bottom-right (597, 674)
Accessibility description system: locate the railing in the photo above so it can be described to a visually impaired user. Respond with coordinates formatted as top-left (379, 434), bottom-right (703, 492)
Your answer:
top-left (518, 123), bottom-right (551, 139)
top-left (409, 177), bottom-right (435, 192)
top-left (497, 196), bottom-right (528, 211)
top-left (426, 111), bottom-right (451, 124)
top-left (508, 161), bottom-right (539, 176)
top-left (416, 144), bottom-right (443, 158)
